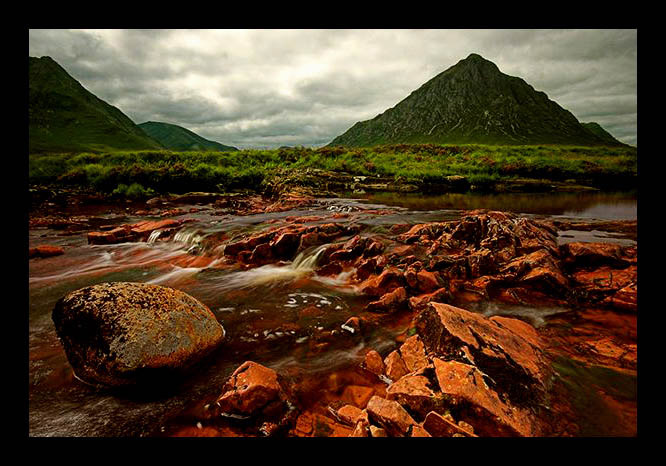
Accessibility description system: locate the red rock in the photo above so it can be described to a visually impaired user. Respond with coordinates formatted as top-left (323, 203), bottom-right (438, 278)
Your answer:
top-left (349, 419), bottom-right (369, 437)
top-left (365, 286), bottom-right (407, 313)
top-left (560, 241), bottom-right (629, 269)
top-left (341, 385), bottom-right (375, 408)
top-left (217, 361), bottom-right (283, 416)
top-left (414, 302), bottom-right (549, 404)
top-left (366, 395), bottom-right (418, 437)
top-left (601, 283), bottom-right (637, 312)
top-left (432, 358), bottom-right (537, 437)
top-left (386, 374), bottom-right (436, 417)
top-left (270, 231), bottom-right (302, 259)
top-left (361, 350), bottom-right (385, 377)
top-left (316, 262), bottom-right (343, 277)
top-left (399, 335), bottom-right (429, 373)
top-left (291, 411), bottom-right (353, 437)
top-left (363, 240), bottom-right (385, 257)
top-left (416, 270), bottom-right (440, 293)
top-left (329, 404), bottom-right (367, 426)
top-left (384, 350), bottom-right (409, 382)
top-left (129, 218), bottom-right (181, 237)
top-left (422, 411), bottom-right (477, 437)
top-left (499, 249), bottom-right (569, 293)
top-left (29, 245), bottom-right (64, 258)
top-left (355, 257), bottom-right (378, 281)
top-left (408, 288), bottom-right (453, 311)
top-left (410, 425), bottom-right (432, 437)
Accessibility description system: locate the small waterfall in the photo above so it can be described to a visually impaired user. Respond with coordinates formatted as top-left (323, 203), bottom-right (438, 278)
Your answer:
top-left (290, 245), bottom-right (327, 271)
top-left (147, 230), bottom-right (162, 244)
top-left (201, 244), bottom-right (329, 291)
top-left (173, 229), bottom-right (204, 246)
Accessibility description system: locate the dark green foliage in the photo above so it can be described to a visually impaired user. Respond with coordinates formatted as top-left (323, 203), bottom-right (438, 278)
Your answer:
top-left (138, 121), bottom-right (238, 152)
top-left (329, 54), bottom-right (624, 148)
top-left (29, 56), bottom-right (164, 154)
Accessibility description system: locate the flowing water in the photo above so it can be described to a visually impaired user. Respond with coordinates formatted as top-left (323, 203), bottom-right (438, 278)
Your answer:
top-left (28, 191), bottom-right (637, 437)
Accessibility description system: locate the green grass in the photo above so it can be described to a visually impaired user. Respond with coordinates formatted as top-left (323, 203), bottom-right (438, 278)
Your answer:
top-left (28, 143), bottom-right (637, 196)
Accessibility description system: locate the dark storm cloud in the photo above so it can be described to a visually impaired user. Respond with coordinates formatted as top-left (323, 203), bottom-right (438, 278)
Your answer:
top-left (28, 29), bottom-right (637, 148)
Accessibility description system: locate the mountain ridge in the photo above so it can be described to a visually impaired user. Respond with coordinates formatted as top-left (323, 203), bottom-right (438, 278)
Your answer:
top-left (29, 56), bottom-right (164, 153)
top-left (138, 121), bottom-right (238, 152)
top-left (329, 53), bottom-right (619, 147)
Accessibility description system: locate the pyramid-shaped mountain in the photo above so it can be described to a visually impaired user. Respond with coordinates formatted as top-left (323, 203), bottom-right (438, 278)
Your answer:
top-left (329, 53), bottom-right (615, 147)
top-left (138, 121), bottom-right (238, 152)
top-left (29, 56), bottom-right (164, 153)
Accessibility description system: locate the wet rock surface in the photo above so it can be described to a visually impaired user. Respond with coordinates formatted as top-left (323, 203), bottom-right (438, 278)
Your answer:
top-left (51, 282), bottom-right (225, 387)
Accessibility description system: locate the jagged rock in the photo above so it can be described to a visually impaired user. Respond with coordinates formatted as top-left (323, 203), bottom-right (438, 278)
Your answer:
top-left (414, 302), bottom-right (549, 404)
top-left (365, 286), bottom-right (407, 313)
top-left (560, 241), bottom-right (630, 270)
top-left (432, 358), bottom-right (538, 437)
top-left (216, 361), bottom-right (289, 419)
top-left (422, 411), bottom-right (478, 437)
top-left (361, 350), bottom-right (386, 377)
top-left (51, 282), bottom-right (225, 387)
top-left (384, 350), bottom-right (409, 382)
top-left (386, 374), bottom-right (437, 417)
top-left (399, 335), bottom-right (429, 373)
top-left (366, 396), bottom-right (418, 437)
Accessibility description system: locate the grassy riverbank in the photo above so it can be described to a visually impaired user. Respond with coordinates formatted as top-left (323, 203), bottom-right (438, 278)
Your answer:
top-left (28, 143), bottom-right (637, 197)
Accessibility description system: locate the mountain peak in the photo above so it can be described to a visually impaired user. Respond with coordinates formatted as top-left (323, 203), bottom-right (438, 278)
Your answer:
top-left (329, 54), bottom-right (613, 147)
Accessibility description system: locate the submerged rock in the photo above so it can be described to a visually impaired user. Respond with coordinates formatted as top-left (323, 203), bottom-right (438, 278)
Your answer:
top-left (29, 244), bottom-right (64, 259)
top-left (52, 282), bottom-right (225, 387)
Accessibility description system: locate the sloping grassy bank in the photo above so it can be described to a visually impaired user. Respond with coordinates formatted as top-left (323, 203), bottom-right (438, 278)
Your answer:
top-left (28, 143), bottom-right (637, 197)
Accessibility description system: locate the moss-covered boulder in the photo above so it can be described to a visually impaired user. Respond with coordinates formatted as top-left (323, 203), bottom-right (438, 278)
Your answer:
top-left (52, 282), bottom-right (225, 387)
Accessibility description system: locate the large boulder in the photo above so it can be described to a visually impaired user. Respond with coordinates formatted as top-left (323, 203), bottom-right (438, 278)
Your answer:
top-left (52, 282), bottom-right (225, 387)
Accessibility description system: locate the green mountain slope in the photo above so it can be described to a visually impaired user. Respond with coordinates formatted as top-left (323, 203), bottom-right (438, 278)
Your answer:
top-left (29, 56), bottom-right (164, 154)
top-left (329, 53), bottom-right (614, 147)
top-left (581, 122), bottom-right (627, 146)
top-left (138, 121), bottom-right (238, 152)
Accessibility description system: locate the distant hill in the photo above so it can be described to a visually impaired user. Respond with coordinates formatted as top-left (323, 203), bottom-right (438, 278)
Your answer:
top-left (581, 122), bottom-right (627, 146)
top-left (29, 56), bottom-right (164, 154)
top-left (329, 53), bottom-right (618, 147)
top-left (138, 121), bottom-right (238, 152)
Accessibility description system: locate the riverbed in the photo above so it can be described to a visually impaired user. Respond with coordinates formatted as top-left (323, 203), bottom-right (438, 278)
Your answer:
top-left (28, 190), bottom-right (637, 437)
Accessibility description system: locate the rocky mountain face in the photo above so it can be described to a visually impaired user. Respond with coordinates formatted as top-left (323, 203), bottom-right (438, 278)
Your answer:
top-left (329, 54), bottom-right (616, 147)
top-left (29, 56), bottom-right (164, 153)
top-left (138, 121), bottom-right (238, 152)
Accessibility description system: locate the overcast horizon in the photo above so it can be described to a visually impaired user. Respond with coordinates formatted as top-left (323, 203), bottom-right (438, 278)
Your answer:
top-left (28, 29), bottom-right (638, 148)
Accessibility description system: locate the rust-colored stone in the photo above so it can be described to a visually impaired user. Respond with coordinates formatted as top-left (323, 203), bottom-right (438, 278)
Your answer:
top-left (217, 361), bottom-right (283, 416)
top-left (361, 350), bottom-right (385, 377)
top-left (366, 395), bottom-right (418, 437)
top-left (399, 335), bottom-right (429, 373)
top-left (415, 302), bottom-right (549, 404)
top-left (384, 350), bottom-right (409, 382)
top-left (422, 411), bottom-right (478, 437)
top-left (432, 358), bottom-right (537, 437)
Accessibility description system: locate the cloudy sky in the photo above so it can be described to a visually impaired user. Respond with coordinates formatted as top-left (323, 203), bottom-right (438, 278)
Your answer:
top-left (28, 29), bottom-right (638, 148)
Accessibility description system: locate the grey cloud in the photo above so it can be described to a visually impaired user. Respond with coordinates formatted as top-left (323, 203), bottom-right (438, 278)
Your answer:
top-left (29, 29), bottom-right (637, 148)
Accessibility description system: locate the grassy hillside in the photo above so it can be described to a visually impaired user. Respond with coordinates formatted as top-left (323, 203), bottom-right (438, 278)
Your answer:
top-left (29, 56), bottom-right (164, 154)
top-left (138, 121), bottom-right (238, 152)
top-left (29, 143), bottom-right (637, 195)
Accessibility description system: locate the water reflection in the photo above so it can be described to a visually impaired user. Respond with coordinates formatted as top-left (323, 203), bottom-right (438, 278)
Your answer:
top-left (348, 191), bottom-right (637, 220)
